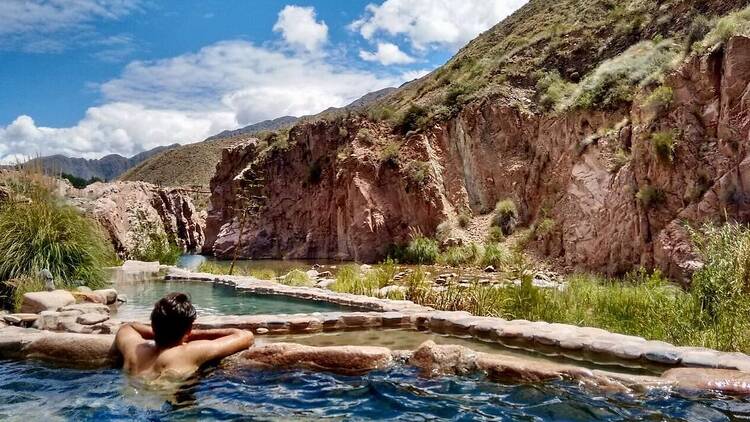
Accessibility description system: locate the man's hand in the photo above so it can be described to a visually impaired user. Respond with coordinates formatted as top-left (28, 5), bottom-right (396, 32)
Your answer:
top-left (185, 328), bottom-right (254, 364)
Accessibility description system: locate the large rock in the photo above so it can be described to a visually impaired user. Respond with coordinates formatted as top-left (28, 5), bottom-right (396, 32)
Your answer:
top-left (234, 342), bottom-right (392, 375)
top-left (20, 290), bottom-right (76, 314)
top-left (662, 368), bottom-right (750, 395)
top-left (66, 181), bottom-right (204, 258)
top-left (21, 332), bottom-right (118, 367)
top-left (92, 289), bottom-right (118, 305)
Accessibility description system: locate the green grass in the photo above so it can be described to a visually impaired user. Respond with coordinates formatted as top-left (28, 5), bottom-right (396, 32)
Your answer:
top-left (652, 130), bottom-right (677, 163)
top-left (197, 261), bottom-right (277, 280)
top-left (391, 235), bottom-right (440, 265)
top-left (644, 86), bottom-right (673, 111)
top-left (331, 265), bottom-right (379, 296)
top-left (480, 243), bottom-right (514, 270)
top-left (0, 182), bottom-right (116, 310)
top-left (281, 269), bottom-right (312, 287)
top-left (637, 185), bottom-right (666, 208)
top-left (486, 226), bottom-right (505, 243)
top-left (439, 243), bottom-right (482, 267)
top-left (491, 199), bottom-right (518, 235)
top-left (696, 6), bottom-right (750, 52)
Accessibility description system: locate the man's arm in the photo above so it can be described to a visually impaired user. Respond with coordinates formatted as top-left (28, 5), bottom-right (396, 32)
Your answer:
top-left (184, 328), bottom-right (254, 364)
top-left (114, 323), bottom-right (150, 356)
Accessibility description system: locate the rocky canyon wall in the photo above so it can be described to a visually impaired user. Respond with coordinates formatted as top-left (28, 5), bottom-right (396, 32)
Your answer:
top-left (204, 36), bottom-right (750, 280)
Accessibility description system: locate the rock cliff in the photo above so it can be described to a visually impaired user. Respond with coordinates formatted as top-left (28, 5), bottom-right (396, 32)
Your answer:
top-left (67, 182), bottom-right (205, 258)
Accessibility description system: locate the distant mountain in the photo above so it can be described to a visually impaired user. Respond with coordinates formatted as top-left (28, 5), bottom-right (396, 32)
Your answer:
top-left (122, 87), bottom-right (397, 191)
top-left (24, 144), bottom-right (180, 181)
top-left (206, 116), bottom-right (299, 142)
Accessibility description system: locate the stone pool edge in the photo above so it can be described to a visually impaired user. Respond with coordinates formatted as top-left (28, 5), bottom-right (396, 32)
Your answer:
top-left (167, 268), bottom-right (750, 373)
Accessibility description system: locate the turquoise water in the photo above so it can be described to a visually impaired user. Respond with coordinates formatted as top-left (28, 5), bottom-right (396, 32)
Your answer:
top-left (112, 279), bottom-right (360, 320)
top-left (0, 360), bottom-right (749, 421)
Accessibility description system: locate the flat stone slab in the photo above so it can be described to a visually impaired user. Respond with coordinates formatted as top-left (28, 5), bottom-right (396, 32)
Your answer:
top-left (20, 290), bottom-right (76, 314)
top-left (77, 313), bottom-right (110, 326)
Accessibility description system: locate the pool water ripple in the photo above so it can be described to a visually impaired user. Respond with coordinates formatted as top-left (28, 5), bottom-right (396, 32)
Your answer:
top-left (3, 360), bottom-right (750, 421)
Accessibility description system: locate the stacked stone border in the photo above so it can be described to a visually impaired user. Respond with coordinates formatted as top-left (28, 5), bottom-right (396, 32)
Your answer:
top-left (169, 268), bottom-right (750, 373)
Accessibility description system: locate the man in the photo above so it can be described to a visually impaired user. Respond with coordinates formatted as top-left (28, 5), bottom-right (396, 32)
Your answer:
top-left (115, 292), bottom-right (254, 380)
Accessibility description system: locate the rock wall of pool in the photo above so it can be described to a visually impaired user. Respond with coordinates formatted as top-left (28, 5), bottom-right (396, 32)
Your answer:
top-left (4, 263), bottom-right (750, 419)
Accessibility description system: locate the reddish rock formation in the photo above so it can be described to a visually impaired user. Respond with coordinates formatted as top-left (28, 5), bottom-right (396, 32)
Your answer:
top-left (68, 181), bottom-right (205, 258)
top-left (205, 36), bottom-right (750, 280)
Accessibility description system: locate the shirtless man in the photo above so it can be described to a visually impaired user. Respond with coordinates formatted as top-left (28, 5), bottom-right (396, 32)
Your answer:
top-left (115, 292), bottom-right (254, 380)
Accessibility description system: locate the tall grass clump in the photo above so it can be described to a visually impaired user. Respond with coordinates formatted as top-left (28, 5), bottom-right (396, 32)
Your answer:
top-left (491, 199), bottom-right (518, 235)
top-left (282, 269), bottom-right (312, 287)
top-left (696, 6), bottom-right (750, 52)
top-left (0, 190), bottom-right (114, 288)
top-left (331, 265), bottom-right (378, 296)
top-left (197, 261), bottom-right (276, 280)
top-left (398, 235), bottom-right (439, 265)
top-left (536, 70), bottom-right (576, 112)
top-left (567, 40), bottom-right (680, 110)
top-left (439, 243), bottom-right (482, 267)
top-left (651, 130), bottom-right (677, 163)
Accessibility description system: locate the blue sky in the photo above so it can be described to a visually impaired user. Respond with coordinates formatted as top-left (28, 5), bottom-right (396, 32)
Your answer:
top-left (0, 0), bottom-right (527, 161)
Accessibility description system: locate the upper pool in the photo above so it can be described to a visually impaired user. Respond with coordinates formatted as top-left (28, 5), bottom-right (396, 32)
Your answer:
top-left (112, 279), bottom-right (361, 320)
top-left (0, 359), bottom-right (748, 421)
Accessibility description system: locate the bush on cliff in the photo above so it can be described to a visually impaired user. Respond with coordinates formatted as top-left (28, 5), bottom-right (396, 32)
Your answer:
top-left (0, 184), bottom-right (114, 309)
top-left (696, 6), bottom-right (750, 52)
top-left (491, 199), bottom-right (518, 235)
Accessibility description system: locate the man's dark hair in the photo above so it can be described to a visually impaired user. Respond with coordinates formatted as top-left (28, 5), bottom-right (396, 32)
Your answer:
top-left (151, 292), bottom-right (197, 347)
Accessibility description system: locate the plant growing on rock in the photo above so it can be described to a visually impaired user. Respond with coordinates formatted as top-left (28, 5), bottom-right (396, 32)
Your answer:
top-left (380, 142), bottom-right (401, 167)
top-left (644, 86), bottom-right (673, 111)
top-left (536, 70), bottom-right (576, 112)
top-left (651, 130), bottom-right (677, 163)
top-left (405, 160), bottom-right (431, 189)
top-left (491, 199), bottom-right (518, 235)
top-left (695, 6), bottom-right (750, 52)
top-left (397, 105), bottom-right (429, 134)
top-left (636, 185), bottom-right (666, 208)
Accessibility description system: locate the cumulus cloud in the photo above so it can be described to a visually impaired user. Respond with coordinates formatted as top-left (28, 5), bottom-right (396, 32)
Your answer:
top-left (351, 0), bottom-right (527, 50)
top-left (359, 42), bottom-right (415, 65)
top-left (0, 40), bottom-right (409, 162)
top-left (273, 5), bottom-right (328, 52)
top-left (0, 0), bottom-right (141, 53)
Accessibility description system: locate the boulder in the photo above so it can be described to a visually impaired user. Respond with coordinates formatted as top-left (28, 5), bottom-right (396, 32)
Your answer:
top-left (235, 343), bottom-right (392, 375)
top-left (77, 313), bottom-right (110, 326)
top-left (20, 290), bottom-right (76, 314)
top-left (21, 332), bottom-right (118, 367)
top-left (662, 368), bottom-right (750, 395)
top-left (3, 313), bottom-right (39, 327)
top-left (409, 341), bottom-right (478, 376)
top-left (92, 289), bottom-right (118, 305)
top-left (61, 303), bottom-right (111, 316)
top-left (72, 291), bottom-right (108, 304)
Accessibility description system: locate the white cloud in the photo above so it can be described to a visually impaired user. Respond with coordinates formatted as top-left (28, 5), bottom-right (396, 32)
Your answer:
top-left (273, 5), bottom-right (328, 53)
top-left (0, 0), bottom-right (141, 53)
top-left (351, 0), bottom-right (527, 50)
top-left (360, 42), bottom-right (415, 65)
top-left (0, 40), bottom-right (410, 162)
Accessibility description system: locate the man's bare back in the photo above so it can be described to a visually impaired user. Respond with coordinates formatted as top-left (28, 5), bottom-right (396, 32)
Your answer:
top-left (115, 293), bottom-right (253, 380)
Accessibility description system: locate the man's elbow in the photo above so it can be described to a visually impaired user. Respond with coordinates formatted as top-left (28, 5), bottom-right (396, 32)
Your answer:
top-left (234, 329), bottom-right (254, 348)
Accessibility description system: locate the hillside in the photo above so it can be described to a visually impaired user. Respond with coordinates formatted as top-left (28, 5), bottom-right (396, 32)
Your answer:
top-left (122, 88), bottom-right (399, 189)
top-left (203, 0), bottom-right (750, 280)
top-left (22, 144), bottom-right (179, 181)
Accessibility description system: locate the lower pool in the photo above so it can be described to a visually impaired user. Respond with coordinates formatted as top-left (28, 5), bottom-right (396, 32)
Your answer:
top-left (112, 279), bottom-right (360, 320)
top-left (0, 359), bottom-right (748, 421)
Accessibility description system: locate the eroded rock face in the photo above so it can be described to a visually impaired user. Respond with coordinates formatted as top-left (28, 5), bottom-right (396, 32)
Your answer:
top-left (67, 181), bottom-right (204, 258)
top-left (662, 368), bottom-right (750, 395)
top-left (204, 36), bottom-right (750, 279)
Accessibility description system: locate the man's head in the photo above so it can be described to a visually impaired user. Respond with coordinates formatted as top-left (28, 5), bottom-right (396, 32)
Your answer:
top-left (150, 292), bottom-right (196, 348)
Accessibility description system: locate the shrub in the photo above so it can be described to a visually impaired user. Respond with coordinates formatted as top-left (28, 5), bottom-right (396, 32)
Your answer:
top-left (696, 6), bottom-right (750, 52)
top-left (533, 218), bottom-right (556, 238)
top-left (354, 128), bottom-right (375, 145)
top-left (480, 243), bottom-right (513, 269)
top-left (0, 189), bottom-right (114, 302)
top-left (652, 130), bottom-right (677, 163)
top-left (644, 86), bottom-right (673, 110)
top-left (439, 243), bottom-right (482, 267)
top-left (331, 265), bottom-right (378, 296)
top-left (636, 185), bottom-right (665, 208)
top-left (129, 212), bottom-right (182, 265)
top-left (536, 71), bottom-right (576, 111)
top-left (403, 235), bottom-right (439, 265)
top-left (609, 148), bottom-right (631, 173)
top-left (457, 211), bottom-right (471, 228)
top-left (569, 40), bottom-right (680, 110)
top-left (405, 161), bottom-right (430, 188)
top-left (282, 269), bottom-right (312, 287)
top-left (491, 199), bottom-right (518, 235)
top-left (435, 221), bottom-right (453, 243)
top-left (381, 142), bottom-right (401, 167)
top-left (397, 105), bottom-right (429, 134)
top-left (486, 226), bottom-right (505, 243)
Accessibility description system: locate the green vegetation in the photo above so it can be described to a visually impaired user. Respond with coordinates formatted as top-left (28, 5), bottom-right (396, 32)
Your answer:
top-left (281, 269), bottom-right (312, 287)
top-left (569, 40), bottom-right (680, 110)
top-left (439, 243), bottom-right (482, 267)
top-left (331, 265), bottom-right (378, 296)
top-left (479, 243), bottom-right (514, 270)
top-left (651, 130), bottom-right (677, 163)
top-left (491, 199), bottom-right (518, 235)
top-left (390, 235), bottom-right (440, 265)
top-left (609, 148), bottom-right (631, 173)
top-left (457, 211), bottom-right (471, 228)
top-left (397, 105), bottom-right (429, 134)
top-left (129, 211), bottom-right (182, 265)
top-left (61, 173), bottom-right (103, 189)
top-left (380, 142), bottom-right (401, 167)
top-left (637, 185), bottom-right (666, 208)
top-left (536, 71), bottom-right (576, 111)
top-left (644, 86), bottom-right (674, 111)
top-left (197, 261), bottom-right (276, 280)
top-left (405, 161), bottom-right (430, 188)
top-left (486, 226), bottom-right (505, 243)
top-left (696, 6), bottom-right (750, 52)
top-left (0, 177), bottom-right (115, 310)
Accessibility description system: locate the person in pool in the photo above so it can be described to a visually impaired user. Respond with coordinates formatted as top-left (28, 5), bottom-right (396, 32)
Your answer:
top-left (115, 292), bottom-right (254, 380)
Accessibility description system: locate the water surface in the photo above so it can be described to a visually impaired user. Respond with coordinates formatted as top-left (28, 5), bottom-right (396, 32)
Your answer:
top-left (0, 360), bottom-right (747, 421)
